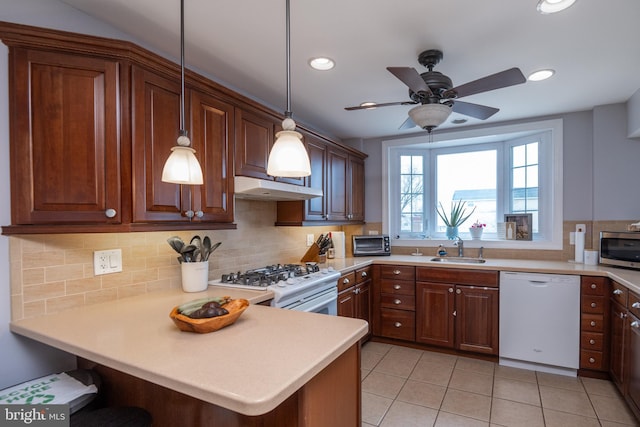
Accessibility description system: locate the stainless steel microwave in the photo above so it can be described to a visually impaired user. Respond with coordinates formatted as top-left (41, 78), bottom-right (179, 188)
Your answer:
top-left (600, 231), bottom-right (640, 269)
top-left (352, 235), bottom-right (391, 256)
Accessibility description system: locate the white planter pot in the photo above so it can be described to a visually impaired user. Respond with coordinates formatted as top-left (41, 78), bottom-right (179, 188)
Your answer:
top-left (181, 261), bottom-right (210, 293)
top-left (469, 227), bottom-right (483, 240)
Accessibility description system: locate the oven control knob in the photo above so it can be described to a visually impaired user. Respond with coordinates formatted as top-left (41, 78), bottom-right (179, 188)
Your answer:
top-left (286, 278), bottom-right (296, 285)
top-left (277, 280), bottom-right (287, 287)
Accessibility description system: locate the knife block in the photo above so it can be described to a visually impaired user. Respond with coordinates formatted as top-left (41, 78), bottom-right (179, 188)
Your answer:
top-left (301, 243), bottom-right (321, 263)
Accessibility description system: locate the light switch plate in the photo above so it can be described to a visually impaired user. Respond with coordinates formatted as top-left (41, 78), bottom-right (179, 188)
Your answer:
top-left (94, 249), bottom-right (123, 276)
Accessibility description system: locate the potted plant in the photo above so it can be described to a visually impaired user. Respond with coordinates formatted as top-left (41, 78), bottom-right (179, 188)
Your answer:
top-left (436, 200), bottom-right (476, 239)
top-left (167, 235), bottom-right (221, 292)
top-left (469, 220), bottom-right (486, 240)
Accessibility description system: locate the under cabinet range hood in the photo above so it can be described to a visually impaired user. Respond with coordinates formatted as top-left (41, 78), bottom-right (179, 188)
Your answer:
top-left (234, 176), bottom-right (322, 201)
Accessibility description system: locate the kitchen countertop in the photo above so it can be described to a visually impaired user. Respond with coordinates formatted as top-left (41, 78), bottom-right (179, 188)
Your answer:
top-left (10, 255), bottom-right (640, 417)
top-left (10, 287), bottom-right (368, 416)
top-left (326, 256), bottom-right (640, 294)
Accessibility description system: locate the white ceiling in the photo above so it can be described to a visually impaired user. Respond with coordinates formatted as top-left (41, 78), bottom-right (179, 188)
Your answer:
top-left (60, 0), bottom-right (640, 141)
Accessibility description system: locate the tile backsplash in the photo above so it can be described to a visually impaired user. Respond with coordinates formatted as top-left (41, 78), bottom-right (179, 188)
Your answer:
top-left (9, 200), bottom-right (351, 321)
top-left (8, 203), bottom-right (634, 322)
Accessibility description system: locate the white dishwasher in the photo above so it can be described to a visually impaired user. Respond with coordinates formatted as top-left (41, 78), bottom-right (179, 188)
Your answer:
top-left (499, 271), bottom-right (580, 376)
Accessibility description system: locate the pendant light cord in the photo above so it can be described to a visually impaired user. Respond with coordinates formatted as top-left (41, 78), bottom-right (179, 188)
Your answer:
top-left (285, 0), bottom-right (292, 118)
top-left (180, 0), bottom-right (186, 133)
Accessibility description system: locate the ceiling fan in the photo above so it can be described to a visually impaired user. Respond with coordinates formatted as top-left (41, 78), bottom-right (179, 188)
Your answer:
top-left (345, 49), bottom-right (527, 133)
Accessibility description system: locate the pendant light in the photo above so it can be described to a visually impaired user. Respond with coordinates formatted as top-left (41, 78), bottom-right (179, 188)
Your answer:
top-left (266, 0), bottom-right (312, 178)
top-left (161, 0), bottom-right (204, 185)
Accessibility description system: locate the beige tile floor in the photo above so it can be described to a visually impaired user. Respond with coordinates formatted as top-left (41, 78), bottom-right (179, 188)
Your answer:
top-left (361, 342), bottom-right (640, 427)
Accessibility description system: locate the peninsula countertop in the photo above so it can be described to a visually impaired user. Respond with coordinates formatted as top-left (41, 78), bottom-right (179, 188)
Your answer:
top-left (10, 288), bottom-right (368, 416)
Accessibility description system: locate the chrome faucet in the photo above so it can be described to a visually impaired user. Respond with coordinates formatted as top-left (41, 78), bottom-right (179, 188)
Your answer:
top-left (454, 237), bottom-right (464, 257)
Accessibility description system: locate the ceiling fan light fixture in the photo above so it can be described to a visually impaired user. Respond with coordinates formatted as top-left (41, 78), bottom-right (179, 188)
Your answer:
top-left (408, 103), bottom-right (452, 133)
top-left (528, 69), bottom-right (555, 81)
top-left (536, 0), bottom-right (577, 14)
top-left (309, 57), bottom-right (335, 71)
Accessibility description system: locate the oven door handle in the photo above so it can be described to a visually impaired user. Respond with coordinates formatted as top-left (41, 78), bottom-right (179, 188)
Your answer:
top-left (286, 288), bottom-right (337, 312)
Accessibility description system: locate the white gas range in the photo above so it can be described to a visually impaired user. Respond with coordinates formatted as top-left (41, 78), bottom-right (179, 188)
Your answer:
top-left (208, 263), bottom-right (341, 315)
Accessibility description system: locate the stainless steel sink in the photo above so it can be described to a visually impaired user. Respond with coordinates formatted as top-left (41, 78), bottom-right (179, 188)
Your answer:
top-left (429, 257), bottom-right (486, 264)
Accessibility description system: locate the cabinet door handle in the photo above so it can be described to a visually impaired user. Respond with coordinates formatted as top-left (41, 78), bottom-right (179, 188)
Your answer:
top-left (613, 289), bottom-right (623, 295)
top-left (448, 288), bottom-right (454, 293)
top-left (393, 269), bottom-right (401, 275)
top-left (589, 339), bottom-right (596, 345)
top-left (590, 321), bottom-right (597, 327)
top-left (621, 312), bottom-right (627, 319)
top-left (361, 271), bottom-right (368, 278)
top-left (394, 322), bottom-right (402, 328)
top-left (591, 283), bottom-right (597, 289)
top-left (591, 302), bottom-right (597, 308)
top-left (394, 299), bottom-right (402, 305)
top-left (632, 302), bottom-right (640, 309)
top-left (589, 357), bottom-right (596, 364)
top-left (185, 210), bottom-right (195, 219)
top-left (353, 288), bottom-right (360, 294)
top-left (195, 210), bottom-right (204, 218)
top-left (632, 321), bottom-right (639, 328)
top-left (105, 208), bottom-right (117, 218)
top-left (342, 278), bottom-right (350, 284)
top-left (393, 284), bottom-right (401, 290)
top-left (456, 289), bottom-right (461, 294)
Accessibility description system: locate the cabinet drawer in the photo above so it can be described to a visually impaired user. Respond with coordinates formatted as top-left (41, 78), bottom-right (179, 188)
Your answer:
top-left (580, 332), bottom-right (604, 351)
top-left (356, 266), bottom-right (372, 284)
top-left (630, 291), bottom-right (640, 318)
top-left (581, 314), bottom-right (605, 332)
top-left (611, 281), bottom-right (629, 307)
top-left (581, 296), bottom-right (606, 314)
top-left (580, 349), bottom-right (606, 371)
top-left (380, 265), bottom-right (415, 281)
top-left (380, 279), bottom-right (415, 296)
top-left (581, 276), bottom-right (608, 296)
top-left (379, 308), bottom-right (415, 341)
top-left (416, 267), bottom-right (498, 287)
top-left (338, 272), bottom-right (356, 292)
top-left (381, 294), bottom-right (415, 311)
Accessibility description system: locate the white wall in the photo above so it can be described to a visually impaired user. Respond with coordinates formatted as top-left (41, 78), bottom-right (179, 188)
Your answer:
top-left (0, 0), bottom-right (143, 390)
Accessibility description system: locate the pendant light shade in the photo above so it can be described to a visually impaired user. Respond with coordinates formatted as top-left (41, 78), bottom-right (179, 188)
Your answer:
top-left (267, 118), bottom-right (311, 177)
top-left (161, 132), bottom-right (204, 184)
top-left (266, 0), bottom-right (312, 178)
top-left (161, 0), bottom-right (204, 185)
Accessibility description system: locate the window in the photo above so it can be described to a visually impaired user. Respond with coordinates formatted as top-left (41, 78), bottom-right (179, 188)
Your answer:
top-left (384, 119), bottom-right (563, 249)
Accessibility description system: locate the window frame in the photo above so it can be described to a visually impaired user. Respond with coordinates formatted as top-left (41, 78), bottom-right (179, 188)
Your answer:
top-left (382, 119), bottom-right (563, 250)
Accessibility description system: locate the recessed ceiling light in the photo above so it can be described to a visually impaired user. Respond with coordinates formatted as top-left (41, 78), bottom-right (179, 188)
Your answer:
top-left (536, 0), bottom-right (576, 14)
top-left (528, 69), bottom-right (555, 81)
top-left (309, 57), bottom-right (335, 71)
top-left (359, 102), bottom-right (377, 109)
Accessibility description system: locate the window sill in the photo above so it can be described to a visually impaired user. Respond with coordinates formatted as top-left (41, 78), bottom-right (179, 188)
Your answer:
top-left (393, 237), bottom-right (562, 251)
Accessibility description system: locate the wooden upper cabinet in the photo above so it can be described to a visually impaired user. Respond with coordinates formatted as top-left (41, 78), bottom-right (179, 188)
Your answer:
top-left (9, 48), bottom-right (122, 225)
top-left (234, 107), bottom-right (275, 181)
top-left (328, 148), bottom-right (349, 221)
top-left (189, 90), bottom-right (234, 223)
top-left (131, 65), bottom-right (187, 222)
top-left (348, 155), bottom-right (365, 222)
top-left (304, 135), bottom-right (328, 221)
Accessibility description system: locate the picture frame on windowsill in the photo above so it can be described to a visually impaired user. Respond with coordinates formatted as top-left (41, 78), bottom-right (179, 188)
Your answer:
top-left (504, 214), bottom-right (533, 240)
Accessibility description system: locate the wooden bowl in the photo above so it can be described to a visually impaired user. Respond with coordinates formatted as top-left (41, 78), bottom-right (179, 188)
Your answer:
top-left (169, 299), bottom-right (250, 333)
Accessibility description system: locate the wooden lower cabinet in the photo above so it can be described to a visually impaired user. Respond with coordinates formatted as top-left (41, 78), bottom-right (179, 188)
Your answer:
top-left (85, 344), bottom-right (361, 427)
top-left (337, 268), bottom-right (372, 340)
top-left (580, 276), bottom-right (610, 373)
top-left (627, 312), bottom-right (640, 418)
top-left (610, 300), bottom-right (627, 390)
top-left (455, 285), bottom-right (499, 354)
top-left (416, 282), bottom-right (455, 348)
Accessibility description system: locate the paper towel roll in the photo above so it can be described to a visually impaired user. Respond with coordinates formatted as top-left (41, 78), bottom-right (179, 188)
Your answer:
top-left (331, 231), bottom-right (346, 259)
top-left (574, 231), bottom-right (585, 263)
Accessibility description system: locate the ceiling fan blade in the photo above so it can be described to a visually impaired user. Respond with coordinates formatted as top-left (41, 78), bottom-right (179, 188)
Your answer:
top-left (445, 67), bottom-right (526, 99)
top-left (344, 101), bottom-right (416, 111)
top-left (451, 100), bottom-right (499, 120)
top-left (387, 67), bottom-right (433, 96)
top-left (398, 116), bottom-right (416, 130)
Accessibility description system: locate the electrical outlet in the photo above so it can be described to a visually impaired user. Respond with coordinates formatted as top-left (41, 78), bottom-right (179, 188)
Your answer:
top-left (94, 249), bottom-right (123, 276)
top-left (368, 230), bottom-right (379, 235)
top-left (576, 223), bottom-right (586, 233)
top-left (306, 234), bottom-right (315, 246)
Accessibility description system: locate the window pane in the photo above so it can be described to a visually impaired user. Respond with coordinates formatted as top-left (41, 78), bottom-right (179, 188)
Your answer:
top-left (400, 156), bottom-right (412, 174)
top-left (527, 142), bottom-right (539, 164)
top-left (513, 167), bottom-right (525, 188)
top-left (510, 142), bottom-right (539, 233)
top-left (400, 155), bottom-right (425, 234)
top-left (513, 145), bottom-right (526, 167)
top-left (436, 150), bottom-right (497, 233)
